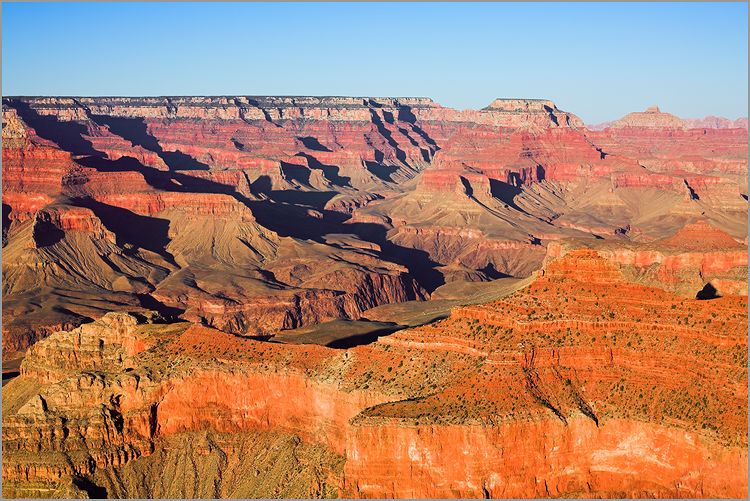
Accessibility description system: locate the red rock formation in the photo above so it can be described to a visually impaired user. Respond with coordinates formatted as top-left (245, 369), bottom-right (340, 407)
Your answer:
top-left (545, 219), bottom-right (748, 297)
top-left (658, 219), bottom-right (745, 250)
top-left (2, 96), bottom-right (747, 361)
top-left (2, 246), bottom-right (746, 498)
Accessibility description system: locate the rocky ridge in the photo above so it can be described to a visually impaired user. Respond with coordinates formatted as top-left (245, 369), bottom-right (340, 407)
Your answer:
top-left (3, 244), bottom-right (747, 497)
top-left (2, 96), bottom-right (747, 358)
top-left (2, 246), bottom-right (747, 498)
top-left (591, 106), bottom-right (749, 131)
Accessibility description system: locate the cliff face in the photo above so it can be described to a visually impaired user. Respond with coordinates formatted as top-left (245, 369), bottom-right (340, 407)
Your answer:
top-left (2, 245), bottom-right (747, 498)
top-left (2, 95), bottom-right (747, 361)
top-left (545, 220), bottom-right (748, 297)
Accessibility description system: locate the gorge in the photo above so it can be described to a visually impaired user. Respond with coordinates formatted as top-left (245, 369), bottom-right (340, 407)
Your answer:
top-left (1, 96), bottom-right (747, 498)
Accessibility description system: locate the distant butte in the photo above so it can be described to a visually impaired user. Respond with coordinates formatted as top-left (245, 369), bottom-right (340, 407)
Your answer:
top-left (591, 104), bottom-right (748, 130)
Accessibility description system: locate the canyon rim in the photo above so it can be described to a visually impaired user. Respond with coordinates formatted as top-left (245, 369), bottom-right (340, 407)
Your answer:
top-left (2, 2), bottom-right (749, 500)
top-left (1, 95), bottom-right (747, 499)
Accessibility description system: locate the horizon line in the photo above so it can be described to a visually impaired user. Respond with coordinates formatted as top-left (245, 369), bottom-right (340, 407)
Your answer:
top-left (3, 94), bottom-right (747, 124)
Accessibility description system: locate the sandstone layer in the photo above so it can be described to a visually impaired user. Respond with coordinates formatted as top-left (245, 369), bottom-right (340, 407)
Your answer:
top-left (3, 96), bottom-right (747, 357)
top-left (2, 248), bottom-right (747, 498)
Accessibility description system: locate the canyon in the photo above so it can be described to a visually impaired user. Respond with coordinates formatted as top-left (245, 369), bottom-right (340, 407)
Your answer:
top-left (1, 96), bottom-right (748, 498)
top-left (2, 249), bottom-right (747, 498)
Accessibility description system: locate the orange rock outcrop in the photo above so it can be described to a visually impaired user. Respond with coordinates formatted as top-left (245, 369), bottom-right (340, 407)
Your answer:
top-left (2, 248), bottom-right (746, 498)
top-left (546, 220), bottom-right (748, 297)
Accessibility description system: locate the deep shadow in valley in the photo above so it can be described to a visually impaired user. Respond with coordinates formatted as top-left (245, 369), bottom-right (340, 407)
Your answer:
top-left (135, 293), bottom-right (186, 319)
top-left (296, 135), bottom-right (332, 152)
top-left (86, 113), bottom-right (211, 171)
top-left (696, 283), bottom-right (720, 300)
top-left (324, 325), bottom-right (403, 349)
top-left (6, 101), bottom-right (446, 293)
top-left (262, 189), bottom-right (338, 210)
top-left (32, 215), bottom-right (66, 248)
top-left (397, 105), bottom-right (440, 151)
top-left (2, 203), bottom-right (12, 246)
top-left (294, 152), bottom-right (352, 187)
top-left (70, 197), bottom-right (178, 265)
top-left (9, 99), bottom-right (99, 155)
top-left (364, 160), bottom-right (399, 183)
top-left (369, 109), bottom-right (408, 164)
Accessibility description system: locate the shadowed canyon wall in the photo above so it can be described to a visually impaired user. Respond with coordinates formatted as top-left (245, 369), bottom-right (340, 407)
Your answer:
top-left (2, 96), bottom-right (747, 356)
top-left (1, 96), bottom-right (747, 498)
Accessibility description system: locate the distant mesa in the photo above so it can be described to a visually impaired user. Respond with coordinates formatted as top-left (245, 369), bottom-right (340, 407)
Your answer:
top-left (608, 105), bottom-right (686, 129)
top-left (592, 104), bottom-right (748, 130)
top-left (482, 98), bottom-right (558, 112)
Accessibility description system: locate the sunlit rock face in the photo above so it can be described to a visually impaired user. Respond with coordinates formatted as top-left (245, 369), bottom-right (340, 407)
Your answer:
top-left (2, 246), bottom-right (747, 498)
top-left (1, 95), bottom-right (747, 498)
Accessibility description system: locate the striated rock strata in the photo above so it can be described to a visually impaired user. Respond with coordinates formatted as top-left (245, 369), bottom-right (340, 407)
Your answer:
top-left (2, 96), bottom-right (747, 359)
top-left (546, 220), bottom-right (748, 297)
top-left (2, 249), bottom-right (746, 498)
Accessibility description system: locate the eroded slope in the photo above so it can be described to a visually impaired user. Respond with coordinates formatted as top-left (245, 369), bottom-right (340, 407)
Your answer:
top-left (2, 248), bottom-right (746, 498)
top-left (3, 97), bottom-right (747, 357)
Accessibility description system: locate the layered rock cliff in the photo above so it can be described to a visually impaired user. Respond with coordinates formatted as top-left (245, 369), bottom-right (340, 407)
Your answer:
top-left (2, 96), bottom-right (747, 360)
top-left (546, 220), bottom-right (748, 297)
top-left (2, 247), bottom-right (746, 498)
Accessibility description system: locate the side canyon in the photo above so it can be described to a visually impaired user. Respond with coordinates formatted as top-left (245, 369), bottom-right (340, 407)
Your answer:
top-left (2, 96), bottom-right (747, 498)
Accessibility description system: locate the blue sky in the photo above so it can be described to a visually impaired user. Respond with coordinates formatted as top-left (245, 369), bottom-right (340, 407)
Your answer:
top-left (3, 2), bottom-right (747, 123)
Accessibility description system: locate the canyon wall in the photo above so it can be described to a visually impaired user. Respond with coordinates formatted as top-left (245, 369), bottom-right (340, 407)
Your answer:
top-left (2, 248), bottom-right (746, 498)
top-left (2, 96), bottom-right (747, 498)
top-left (3, 96), bottom-right (747, 356)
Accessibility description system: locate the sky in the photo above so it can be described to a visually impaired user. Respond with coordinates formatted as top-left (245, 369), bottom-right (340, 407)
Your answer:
top-left (2, 2), bottom-right (747, 123)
